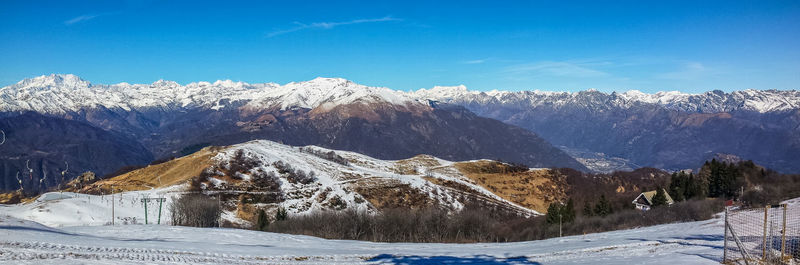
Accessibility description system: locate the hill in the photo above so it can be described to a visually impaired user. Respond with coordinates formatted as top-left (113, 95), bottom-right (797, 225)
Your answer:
top-left (0, 140), bottom-right (583, 227)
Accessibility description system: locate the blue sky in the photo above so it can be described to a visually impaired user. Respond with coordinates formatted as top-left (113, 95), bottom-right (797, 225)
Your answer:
top-left (1, 0), bottom-right (798, 93)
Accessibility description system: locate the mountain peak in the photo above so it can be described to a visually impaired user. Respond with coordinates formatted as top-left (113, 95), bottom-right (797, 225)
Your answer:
top-left (413, 85), bottom-right (471, 100)
top-left (14, 74), bottom-right (90, 90)
top-left (151, 79), bottom-right (180, 88)
top-left (267, 77), bottom-right (412, 110)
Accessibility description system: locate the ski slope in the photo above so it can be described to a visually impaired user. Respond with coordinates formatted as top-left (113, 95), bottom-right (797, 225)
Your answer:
top-left (0, 186), bottom-right (190, 227)
top-left (0, 213), bottom-right (727, 264)
top-left (2, 193), bottom-right (795, 264)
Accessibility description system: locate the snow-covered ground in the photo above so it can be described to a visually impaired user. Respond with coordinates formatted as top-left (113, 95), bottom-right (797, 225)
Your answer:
top-left (2, 189), bottom-right (795, 264)
top-left (0, 186), bottom-right (187, 227)
top-left (0, 215), bottom-right (725, 264)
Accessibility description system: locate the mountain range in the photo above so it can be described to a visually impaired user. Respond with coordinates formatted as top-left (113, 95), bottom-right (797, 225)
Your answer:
top-left (1, 74), bottom-right (798, 191)
top-left (416, 85), bottom-right (800, 173)
top-left (0, 74), bottom-right (584, 191)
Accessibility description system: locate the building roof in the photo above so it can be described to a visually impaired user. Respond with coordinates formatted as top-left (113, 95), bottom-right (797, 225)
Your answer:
top-left (636, 189), bottom-right (675, 206)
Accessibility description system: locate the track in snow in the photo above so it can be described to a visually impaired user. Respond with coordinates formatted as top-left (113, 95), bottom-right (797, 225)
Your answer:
top-left (0, 241), bottom-right (372, 264)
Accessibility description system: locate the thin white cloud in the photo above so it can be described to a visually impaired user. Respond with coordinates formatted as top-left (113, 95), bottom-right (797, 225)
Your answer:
top-left (656, 62), bottom-right (713, 80)
top-left (267, 16), bottom-right (401, 37)
top-left (64, 14), bottom-right (100, 25)
top-left (503, 61), bottom-right (610, 80)
top-left (462, 58), bottom-right (490, 64)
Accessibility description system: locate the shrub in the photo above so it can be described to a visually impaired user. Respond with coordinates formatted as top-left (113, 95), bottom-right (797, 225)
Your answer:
top-left (227, 150), bottom-right (261, 174)
top-left (252, 170), bottom-right (281, 191)
top-left (272, 160), bottom-right (317, 184)
top-left (300, 147), bottom-right (349, 166)
top-left (263, 197), bottom-right (724, 243)
top-left (169, 194), bottom-right (221, 227)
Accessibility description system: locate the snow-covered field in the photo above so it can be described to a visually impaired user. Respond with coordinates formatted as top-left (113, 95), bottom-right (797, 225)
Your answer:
top-left (2, 191), bottom-right (795, 264)
top-left (0, 206), bottom-right (732, 265)
top-left (0, 215), bottom-right (726, 264)
top-left (0, 187), bottom-right (186, 227)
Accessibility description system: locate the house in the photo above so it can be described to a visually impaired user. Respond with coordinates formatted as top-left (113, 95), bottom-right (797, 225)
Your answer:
top-left (632, 189), bottom-right (674, 211)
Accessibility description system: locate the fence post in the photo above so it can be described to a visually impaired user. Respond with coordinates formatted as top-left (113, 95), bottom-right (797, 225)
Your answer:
top-left (723, 206), bottom-right (728, 263)
top-left (763, 205), bottom-right (768, 261)
top-left (781, 204), bottom-right (787, 261)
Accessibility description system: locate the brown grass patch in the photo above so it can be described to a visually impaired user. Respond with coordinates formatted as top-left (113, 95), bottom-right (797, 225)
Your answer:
top-left (422, 176), bottom-right (476, 194)
top-left (82, 147), bottom-right (218, 193)
top-left (0, 191), bottom-right (22, 204)
top-left (236, 201), bottom-right (261, 223)
top-left (454, 161), bottom-right (566, 213)
top-left (351, 178), bottom-right (434, 210)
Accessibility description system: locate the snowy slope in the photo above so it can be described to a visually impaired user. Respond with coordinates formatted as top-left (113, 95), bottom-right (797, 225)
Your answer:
top-left (2, 197), bottom-right (797, 264)
top-left (2, 74), bottom-right (797, 114)
top-left (1, 175), bottom-right (797, 265)
top-left (184, 140), bottom-right (541, 216)
top-left (0, 186), bottom-right (187, 227)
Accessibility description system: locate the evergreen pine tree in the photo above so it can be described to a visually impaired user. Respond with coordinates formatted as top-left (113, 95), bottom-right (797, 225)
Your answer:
top-left (705, 159), bottom-right (743, 199)
top-left (668, 172), bottom-right (685, 202)
top-left (651, 188), bottom-right (668, 207)
top-left (255, 209), bottom-right (269, 231)
top-left (546, 203), bottom-right (561, 224)
top-left (594, 195), bottom-right (612, 217)
top-left (275, 207), bottom-right (288, 221)
top-left (563, 198), bottom-right (576, 223)
top-left (687, 172), bottom-right (706, 199)
top-left (582, 203), bottom-right (593, 217)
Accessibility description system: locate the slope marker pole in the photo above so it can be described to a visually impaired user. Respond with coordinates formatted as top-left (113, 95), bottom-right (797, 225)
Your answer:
top-left (762, 206), bottom-right (768, 261)
top-left (111, 184), bottom-right (115, 226)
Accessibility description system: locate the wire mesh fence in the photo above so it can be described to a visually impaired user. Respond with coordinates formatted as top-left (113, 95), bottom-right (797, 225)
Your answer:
top-left (724, 203), bottom-right (799, 264)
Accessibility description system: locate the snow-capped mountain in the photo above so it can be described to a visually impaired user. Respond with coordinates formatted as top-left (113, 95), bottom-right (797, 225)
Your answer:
top-left (0, 74), bottom-right (420, 114)
top-left (2, 74), bottom-right (798, 179)
top-left (3, 74), bottom-right (798, 115)
top-left (410, 85), bottom-right (800, 173)
top-left (410, 85), bottom-right (800, 113)
top-left (0, 75), bottom-right (589, 192)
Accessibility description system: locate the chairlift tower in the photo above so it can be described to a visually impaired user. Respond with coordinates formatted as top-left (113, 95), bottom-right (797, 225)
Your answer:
top-left (141, 197), bottom-right (167, 224)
